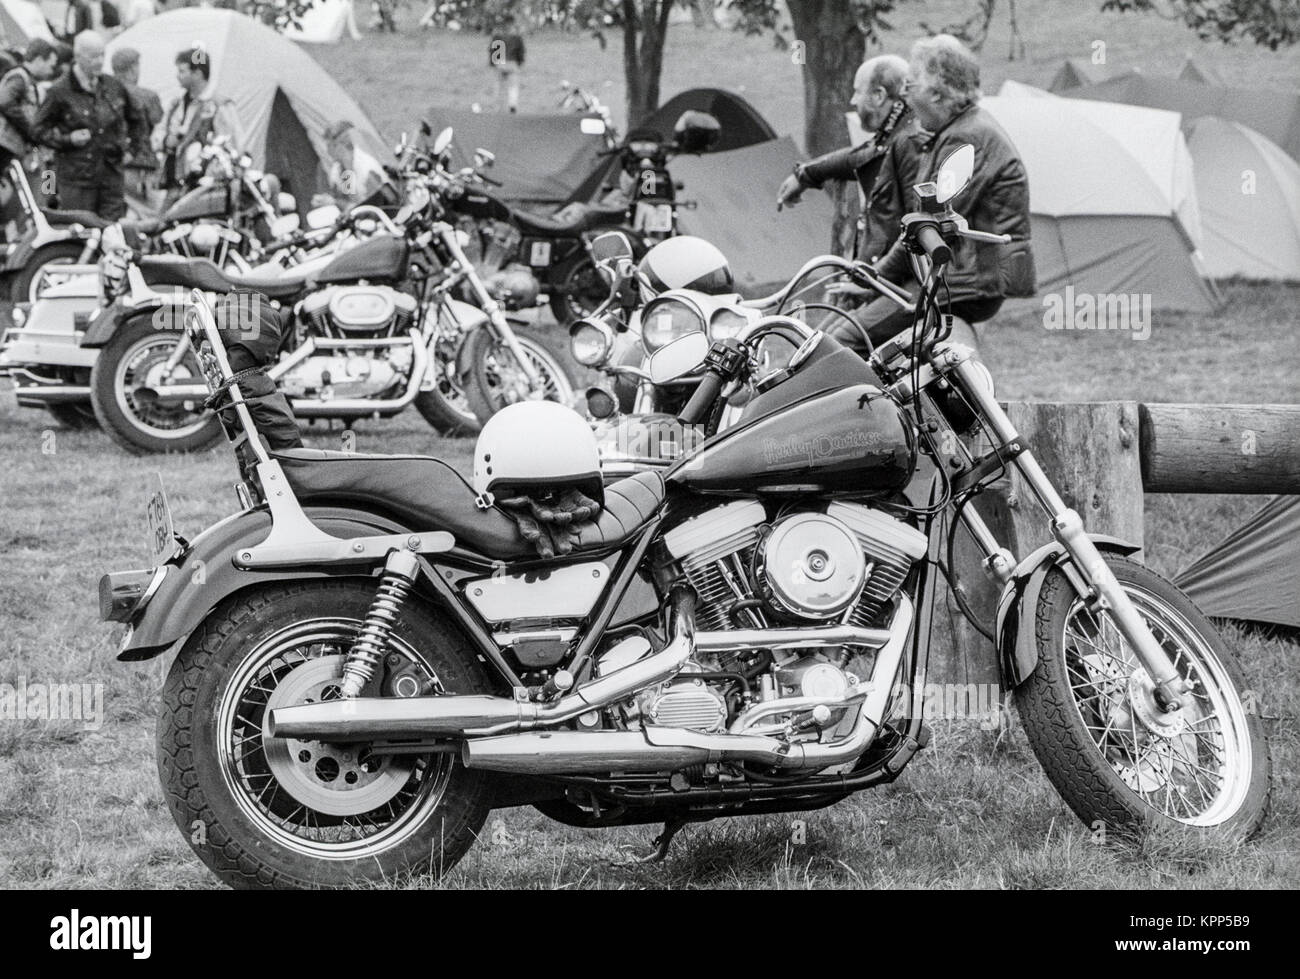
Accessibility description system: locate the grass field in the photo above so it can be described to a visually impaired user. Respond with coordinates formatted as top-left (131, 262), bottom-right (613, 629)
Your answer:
top-left (1, 2), bottom-right (1298, 888)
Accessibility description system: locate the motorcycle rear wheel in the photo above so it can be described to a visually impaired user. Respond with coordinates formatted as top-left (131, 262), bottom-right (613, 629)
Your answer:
top-left (461, 325), bottom-right (576, 427)
top-left (1013, 554), bottom-right (1270, 843)
top-left (158, 580), bottom-right (494, 889)
top-left (11, 240), bottom-right (87, 304)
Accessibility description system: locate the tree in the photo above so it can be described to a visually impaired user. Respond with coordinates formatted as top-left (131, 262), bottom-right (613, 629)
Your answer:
top-left (1100, 0), bottom-right (1300, 50)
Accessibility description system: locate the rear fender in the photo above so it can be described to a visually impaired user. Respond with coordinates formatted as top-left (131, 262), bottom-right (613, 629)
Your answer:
top-left (80, 290), bottom-right (183, 348)
top-left (995, 535), bottom-right (1141, 690)
top-left (116, 506), bottom-right (416, 663)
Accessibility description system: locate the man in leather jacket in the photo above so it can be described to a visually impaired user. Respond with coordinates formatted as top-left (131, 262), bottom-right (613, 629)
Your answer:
top-left (33, 30), bottom-right (145, 220)
top-left (839, 35), bottom-right (1035, 351)
top-left (777, 54), bottom-right (918, 268)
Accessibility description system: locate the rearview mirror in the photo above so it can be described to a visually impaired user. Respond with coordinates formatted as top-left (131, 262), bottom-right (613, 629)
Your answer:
top-left (590, 231), bottom-right (635, 270)
top-left (648, 332), bottom-right (709, 385)
top-left (935, 144), bottom-right (974, 204)
top-left (474, 147), bottom-right (496, 168)
top-left (432, 126), bottom-right (454, 157)
top-left (395, 132), bottom-right (408, 158)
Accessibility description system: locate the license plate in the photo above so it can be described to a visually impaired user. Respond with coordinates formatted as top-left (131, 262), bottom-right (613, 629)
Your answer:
top-left (145, 474), bottom-right (179, 566)
top-left (636, 203), bottom-right (674, 234)
top-left (528, 241), bottom-right (552, 267)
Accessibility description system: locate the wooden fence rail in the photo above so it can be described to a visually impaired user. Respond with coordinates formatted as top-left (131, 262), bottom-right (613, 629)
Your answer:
top-left (929, 401), bottom-right (1300, 686)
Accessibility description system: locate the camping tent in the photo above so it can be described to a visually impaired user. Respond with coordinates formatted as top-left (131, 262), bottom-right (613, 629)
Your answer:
top-left (422, 107), bottom-right (612, 207)
top-left (1186, 117), bottom-right (1300, 280)
top-left (0, 0), bottom-right (52, 46)
top-left (980, 91), bottom-right (1219, 311)
top-left (1048, 57), bottom-right (1131, 92)
top-left (1178, 56), bottom-right (1223, 86)
top-left (637, 88), bottom-right (778, 152)
top-left (106, 9), bottom-right (389, 197)
top-left (1062, 70), bottom-right (1300, 162)
top-left (283, 0), bottom-right (361, 44)
top-left (1175, 495), bottom-right (1300, 629)
top-left (670, 136), bottom-right (835, 295)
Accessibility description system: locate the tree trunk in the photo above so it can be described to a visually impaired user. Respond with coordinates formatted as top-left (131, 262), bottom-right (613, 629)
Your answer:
top-left (786, 0), bottom-right (865, 256)
top-left (622, 0), bottom-right (675, 127)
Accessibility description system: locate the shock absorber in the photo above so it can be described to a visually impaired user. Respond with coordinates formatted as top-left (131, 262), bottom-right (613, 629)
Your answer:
top-left (341, 549), bottom-right (421, 698)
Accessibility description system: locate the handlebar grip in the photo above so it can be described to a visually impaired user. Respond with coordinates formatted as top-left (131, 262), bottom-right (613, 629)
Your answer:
top-left (677, 370), bottom-right (725, 426)
top-left (916, 225), bottom-right (952, 265)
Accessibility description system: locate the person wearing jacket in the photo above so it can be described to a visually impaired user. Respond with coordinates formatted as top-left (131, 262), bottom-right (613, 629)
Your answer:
top-left (155, 45), bottom-right (244, 205)
top-left (32, 30), bottom-right (145, 219)
top-left (0, 39), bottom-right (60, 170)
top-left (777, 54), bottom-right (919, 266)
top-left (836, 35), bottom-right (1035, 351)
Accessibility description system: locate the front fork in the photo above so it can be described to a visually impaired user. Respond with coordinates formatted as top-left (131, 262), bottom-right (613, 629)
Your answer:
top-left (943, 355), bottom-right (1190, 713)
top-left (435, 222), bottom-right (541, 387)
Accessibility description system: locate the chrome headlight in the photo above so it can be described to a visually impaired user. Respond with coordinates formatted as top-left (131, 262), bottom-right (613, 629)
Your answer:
top-left (405, 183), bottom-right (431, 214)
top-left (641, 295), bottom-right (706, 352)
top-left (569, 317), bottom-right (614, 366)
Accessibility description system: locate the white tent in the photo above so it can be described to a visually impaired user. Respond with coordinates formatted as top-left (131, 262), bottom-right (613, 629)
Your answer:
top-left (283, 0), bottom-right (361, 44)
top-left (1186, 117), bottom-right (1300, 280)
top-left (982, 87), bottom-right (1218, 311)
top-left (0, 0), bottom-right (53, 45)
top-left (107, 9), bottom-right (387, 197)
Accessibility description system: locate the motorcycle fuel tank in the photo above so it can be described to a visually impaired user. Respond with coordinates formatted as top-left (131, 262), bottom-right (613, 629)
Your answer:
top-left (667, 384), bottom-right (915, 497)
top-left (163, 184), bottom-right (229, 224)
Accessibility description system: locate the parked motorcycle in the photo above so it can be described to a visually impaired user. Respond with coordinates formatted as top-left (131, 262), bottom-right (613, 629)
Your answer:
top-left (98, 144), bottom-right (1269, 888)
top-left (0, 138), bottom-right (297, 305)
top-left (83, 156), bottom-right (574, 452)
top-left (437, 108), bottom-right (719, 326)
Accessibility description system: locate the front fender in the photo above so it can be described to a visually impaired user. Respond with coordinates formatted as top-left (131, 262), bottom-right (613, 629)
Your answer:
top-left (116, 505), bottom-right (411, 662)
top-left (995, 535), bottom-right (1142, 690)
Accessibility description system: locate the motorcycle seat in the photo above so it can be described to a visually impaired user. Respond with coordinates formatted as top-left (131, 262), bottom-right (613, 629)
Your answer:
top-left (122, 216), bottom-right (165, 236)
top-left (272, 449), bottom-right (665, 562)
top-left (511, 202), bottom-right (628, 237)
top-left (42, 207), bottom-right (110, 229)
top-left (137, 255), bottom-right (311, 300)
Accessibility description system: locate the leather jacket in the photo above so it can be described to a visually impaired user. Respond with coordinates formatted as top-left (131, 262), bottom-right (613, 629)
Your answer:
top-left (34, 69), bottom-right (145, 183)
top-left (874, 103), bottom-right (1035, 303)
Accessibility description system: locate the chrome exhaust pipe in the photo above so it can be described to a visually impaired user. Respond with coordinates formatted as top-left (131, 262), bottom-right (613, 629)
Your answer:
top-left (268, 588), bottom-right (696, 741)
top-left (463, 596), bottom-right (914, 776)
top-left (14, 385), bottom-right (93, 403)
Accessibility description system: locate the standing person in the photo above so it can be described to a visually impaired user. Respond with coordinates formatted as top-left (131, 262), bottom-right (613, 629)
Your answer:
top-left (0, 39), bottom-right (60, 236)
top-left (827, 34), bottom-right (1035, 351)
top-left (156, 45), bottom-right (243, 206)
top-left (110, 47), bottom-right (162, 199)
top-left (489, 13), bottom-right (525, 113)
top-left (33, 30), bottom-right (145, 220)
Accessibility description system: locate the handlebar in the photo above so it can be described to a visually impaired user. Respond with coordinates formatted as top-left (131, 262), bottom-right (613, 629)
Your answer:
top-left (677, 369), bottom-right (725, 426)
top-left (915, 223), bottom-right (951, 265)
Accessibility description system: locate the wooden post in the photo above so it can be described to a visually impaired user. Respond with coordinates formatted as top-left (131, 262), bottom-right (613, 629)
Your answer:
top-left (926, 401), bottom-right (1145, 686)
top-left (1139, 404), bottom-right (1300, 494)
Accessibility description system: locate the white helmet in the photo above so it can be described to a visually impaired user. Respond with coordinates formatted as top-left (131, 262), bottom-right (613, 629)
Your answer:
top-left (473, 401), bottom-right (604, 507)
top-left (637, 235), bottom-right (733, 302)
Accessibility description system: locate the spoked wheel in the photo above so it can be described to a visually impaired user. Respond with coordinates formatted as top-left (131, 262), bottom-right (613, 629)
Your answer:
top-left (1014, 554), bottom-right (1270, 842)
top-left (158, 581), bottom-right (494, 889)
top-left (461, 325), bottom-right (576, 427)
top-left (89, 316), bottom-right (222, 453)
top-left (11, 240), bottom-right (87, 304)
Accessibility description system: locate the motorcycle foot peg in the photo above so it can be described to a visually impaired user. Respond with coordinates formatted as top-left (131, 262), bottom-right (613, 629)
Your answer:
top-left (532, 670), bottom-right (574, 702)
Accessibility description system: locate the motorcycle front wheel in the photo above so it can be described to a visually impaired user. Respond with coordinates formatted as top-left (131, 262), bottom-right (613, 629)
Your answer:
top-left (1014, 554), bottom-right (1270, 843)
top-left (89, 316), bottom-right (223, 454)
top-left (461, 325), bottom-right (576, 427)
top-left (158, 580), bottom-right (494, 889)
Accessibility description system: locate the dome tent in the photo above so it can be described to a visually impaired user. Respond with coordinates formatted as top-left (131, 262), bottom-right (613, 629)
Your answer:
top-left (106, 9), bottom-right (389, 197)
top-left (0, 0), bottom-right (52, 47)
top-left (983, 86), bottom-right (1218, 312)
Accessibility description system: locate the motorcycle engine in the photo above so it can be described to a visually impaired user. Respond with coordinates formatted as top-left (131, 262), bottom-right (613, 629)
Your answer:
top-left (301, 285), bottom-right (418, 338)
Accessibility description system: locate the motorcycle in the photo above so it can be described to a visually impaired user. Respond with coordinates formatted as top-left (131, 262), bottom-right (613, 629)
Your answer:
top-left (438, 107), bottom-right (719, 326)
top-left (82, 157), bottom-right (575, 452)
top-left (97, 144), bottom-right (1269, 888)
top-left (0, 138), bottom-right (297, 305)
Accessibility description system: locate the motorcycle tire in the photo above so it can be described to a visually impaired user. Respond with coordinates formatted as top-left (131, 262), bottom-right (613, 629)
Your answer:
top-left (1013, 553), bottom-right (1270, 843)
top-left (89, 315), bottom-right (223, 454)
top-left (11, 240), bottom-right (88, 304)
top-left (45, 402), bottom-right (100, 429)
top-left (548, 254), bottom-right (611, 327)
top-left (461, 325), bottom-right (577, 428)
top-left (158, 580), bottom-right (495, 889)
top-left (413, 342), bottom-right (481, 437)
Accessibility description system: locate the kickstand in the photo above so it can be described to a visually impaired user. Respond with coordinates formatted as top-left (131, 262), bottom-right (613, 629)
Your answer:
top-left (612, 818), bottom-right (688, 867)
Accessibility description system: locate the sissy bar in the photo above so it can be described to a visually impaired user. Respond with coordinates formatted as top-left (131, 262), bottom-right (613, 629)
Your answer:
top-left (183, 289), bottom-right (455, 569)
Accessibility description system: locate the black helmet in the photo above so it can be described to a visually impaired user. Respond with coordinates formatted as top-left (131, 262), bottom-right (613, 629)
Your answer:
top-left (637, 235), bottom-right (733, 301)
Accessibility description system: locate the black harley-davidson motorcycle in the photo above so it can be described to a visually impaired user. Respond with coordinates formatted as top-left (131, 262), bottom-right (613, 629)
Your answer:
top-left (98, 145), bottom-right (1268, 888)
top-left (434, 109), bottom-right (719, 326)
